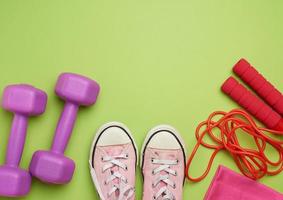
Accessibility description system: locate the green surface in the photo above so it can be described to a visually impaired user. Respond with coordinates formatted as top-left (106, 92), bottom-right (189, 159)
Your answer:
top-left (0, 0), bottom-right (283, 199)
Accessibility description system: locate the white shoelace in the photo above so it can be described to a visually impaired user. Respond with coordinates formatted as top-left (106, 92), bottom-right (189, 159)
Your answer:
top-left (102, 153), bottom-right (134, 200)
top-left (151, 158), bottom-right (178, 200)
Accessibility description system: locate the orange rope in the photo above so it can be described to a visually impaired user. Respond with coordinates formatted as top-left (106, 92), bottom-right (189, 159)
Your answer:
top-left (185, 109), bottom-right (283, 182)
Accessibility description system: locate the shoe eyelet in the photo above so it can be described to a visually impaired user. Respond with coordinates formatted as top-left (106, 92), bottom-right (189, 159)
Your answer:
top-left (151, 158), bottom-right (154, 163)
top-left (125, 166), bottom-right (128, 171)
top-left (104, 181), bottom-right (107, 185)
top-left (173, 183), bottom-right (176, 189)
top-left (101, 157), bottom-right (104, 161)
top-left (174, 171), bottom-right (177, 176)
top-left (152, 183), bottom-right (155, 188)
top-left (125, 153), bottom-right (129, 158)
top-left (152, 170), bottom-right (155, 175)
top-left (153, 195), bottom-right (156, 200)
top-left (176, 159), bottom-right (179, 163)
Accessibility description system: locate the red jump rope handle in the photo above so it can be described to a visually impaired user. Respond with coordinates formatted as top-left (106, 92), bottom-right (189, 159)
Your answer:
top-left (222, 77), bottom-right (283, 131)
top-left (233, 59), bottom-right (283, 116)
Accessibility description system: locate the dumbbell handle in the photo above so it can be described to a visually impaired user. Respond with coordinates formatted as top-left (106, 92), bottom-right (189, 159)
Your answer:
top-left (233, 59), bottom-right (283, 116)
top-left (221, 77), bottom-right (283, 131)
top-left (51, 102), bottom-right (79, 153)
top-left (5, 114), bottom-right (28, 167)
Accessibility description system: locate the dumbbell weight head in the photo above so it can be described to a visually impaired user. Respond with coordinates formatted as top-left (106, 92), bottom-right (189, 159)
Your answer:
top-left (0, 85), bottom-right (47, 197)
top-left (29, 73), bottom-right (100, 184)
top-left (2, 85), bottom-right (47, 116)
top-left (55, 73), bottom-right (100, 106)
top-left (29, 150), bottom-right (75, 184)
top-left (0, 165), bottom-right (31, 197)
top-left (0, 167), bottom-right (31, 197)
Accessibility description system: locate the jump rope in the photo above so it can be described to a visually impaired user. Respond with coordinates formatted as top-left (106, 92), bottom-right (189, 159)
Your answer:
top-left (186, 59), bottom-right (283, 182)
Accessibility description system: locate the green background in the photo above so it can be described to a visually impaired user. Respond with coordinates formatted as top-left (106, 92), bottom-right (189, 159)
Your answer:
top-left (0, 0), bottom-right (283, 199)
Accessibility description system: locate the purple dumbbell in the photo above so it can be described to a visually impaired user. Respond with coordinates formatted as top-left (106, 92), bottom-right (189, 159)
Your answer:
top-left (0, 85), bottom-right (47, 197)
top-left (29, 73), bottom-right (100, 184)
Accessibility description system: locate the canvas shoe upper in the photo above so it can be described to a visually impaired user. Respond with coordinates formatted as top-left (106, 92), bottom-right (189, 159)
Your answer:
top-left (141, 125), bottom-right (186, 200)
top-left (89, 122), bottom-right (138, 200)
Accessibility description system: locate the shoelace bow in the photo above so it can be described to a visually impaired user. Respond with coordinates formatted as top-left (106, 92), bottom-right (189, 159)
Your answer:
top-left (102, 153), bottom-right (135, 200)
top-left (151, 158), bottom-right (178, 200)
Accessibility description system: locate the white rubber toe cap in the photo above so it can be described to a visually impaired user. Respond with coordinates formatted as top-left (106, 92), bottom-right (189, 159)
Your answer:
top-left (147, 130), bottom-right (181, 149)
top-left (142, 125), bottom-right (186, 150)
top-left (96, 123), bottom-right (131, 146)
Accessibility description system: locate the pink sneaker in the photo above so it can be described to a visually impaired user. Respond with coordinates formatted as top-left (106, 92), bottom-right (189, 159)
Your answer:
top-left (89, 122), bottom-right (138, 200)
top-left (141, 125), bottom-right (186, 200)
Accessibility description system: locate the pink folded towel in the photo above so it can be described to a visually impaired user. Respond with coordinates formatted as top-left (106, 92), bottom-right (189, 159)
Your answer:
top-left (205, 166), bottom-right (283, 200)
